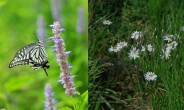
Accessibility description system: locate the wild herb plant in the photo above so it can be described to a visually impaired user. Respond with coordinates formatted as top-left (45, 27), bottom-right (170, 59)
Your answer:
top-left (43, 21), bottom-right (87, 110)
top-left (89, 0), bottom-right (184, 109)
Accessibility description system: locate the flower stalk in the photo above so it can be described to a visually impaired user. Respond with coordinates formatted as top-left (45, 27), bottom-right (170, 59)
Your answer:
top-left (44, 83), bottom-right (56, 110)
top-left (50, 21), bottom-right (76, 95)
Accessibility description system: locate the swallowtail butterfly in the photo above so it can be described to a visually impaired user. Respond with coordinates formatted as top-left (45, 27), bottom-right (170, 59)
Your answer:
top-left (9, 41), bottom-right (49, 76)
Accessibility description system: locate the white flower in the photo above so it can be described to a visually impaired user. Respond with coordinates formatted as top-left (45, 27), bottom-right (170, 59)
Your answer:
top-left (180, 26), bottom-right (184, 31)
top-left (147, 44), bottom-right (153, 52)
top-left (108, 46), bottom-right (120, 52)
top-left (144, 72), bottom-right (157, 81)
top-left (116, 41), bottom-right (128, 50)
top-left (166, 41), bottom-right (178, 50)
top-left (103, 20), bottom-right (112, 25)
top-left (141, 46), bottom-right (145, 51)
top-left (163, 34), bottom-right (175, 42)
top-left (172, 41), bottom-right (178, 48)
top-left (166, 47), bottom-right (171, 52)
top-left (108, 46), bottom-right (115, 52)
top-left (131, 31), bottom-right (143, 40)
top-left (129, 47), bottom-right (139, 60)
top-left (161, 49), bottom-right (171, 59)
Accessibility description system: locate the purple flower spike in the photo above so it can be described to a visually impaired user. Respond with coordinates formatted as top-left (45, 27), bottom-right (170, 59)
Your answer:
top-left (50, 0), bottom-right (62, 24)
top-left (50, 21), bottom-right (76, 95)
top-left (37, 15), bottom-right (46, 42)
top-left (44, 83), bottom-right (56, 110)
top-left (76, 7), bottom-right (85, 34)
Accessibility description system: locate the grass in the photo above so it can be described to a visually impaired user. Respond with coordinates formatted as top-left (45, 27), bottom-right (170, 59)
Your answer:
top-left (89, 0), bottom-right (184, 109)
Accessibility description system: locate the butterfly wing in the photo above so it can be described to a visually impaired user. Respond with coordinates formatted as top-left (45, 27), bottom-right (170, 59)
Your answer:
top-left (9, 43), bottom-right (37, 68)
top-left (9, 41), bottom-right (48, 68)
top-left (29, 41), bottom-right (48, 63)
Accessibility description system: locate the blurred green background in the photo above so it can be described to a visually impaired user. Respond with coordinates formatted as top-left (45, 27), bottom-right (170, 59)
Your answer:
top-left (0, 0), bottom-right (87, 109)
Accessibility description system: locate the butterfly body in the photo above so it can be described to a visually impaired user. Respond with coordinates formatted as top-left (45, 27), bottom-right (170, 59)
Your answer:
top-left (29, 57), bottom-right (50, 76)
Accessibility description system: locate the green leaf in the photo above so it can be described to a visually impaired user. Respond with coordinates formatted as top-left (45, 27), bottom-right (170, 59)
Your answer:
top-left (59, 107), bottom-right (73, 110)
top-left (74, 90), bottom-right (88, 110)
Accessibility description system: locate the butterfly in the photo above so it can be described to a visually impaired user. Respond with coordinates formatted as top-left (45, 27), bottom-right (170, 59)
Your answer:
top-left (9, 40), bottom-right (49, 76)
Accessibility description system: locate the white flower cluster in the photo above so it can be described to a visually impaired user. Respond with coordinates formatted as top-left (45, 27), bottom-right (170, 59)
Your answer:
top-left (108, 31), bottom-right (156, 60)
top-left (141, 44), bottom-right (153, 52)
top-left (108, 41), bottom-right (128, 52)
top-left (161, 34), bottom-right (178, 59)
top-left (108, 30), bottom-right (179, 61)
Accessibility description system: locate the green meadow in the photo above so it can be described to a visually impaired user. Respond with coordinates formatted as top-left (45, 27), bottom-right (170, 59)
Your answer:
top-left (89, 0), bottom-right (184, 109)
top-left (0, 0), bottom-right (87, 110)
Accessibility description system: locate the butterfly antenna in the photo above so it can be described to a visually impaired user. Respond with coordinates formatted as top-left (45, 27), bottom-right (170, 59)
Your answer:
top-left (32, 31), bottom-right (38, 41)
